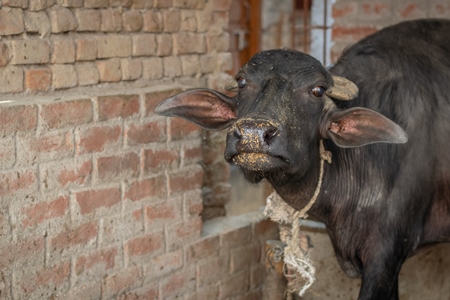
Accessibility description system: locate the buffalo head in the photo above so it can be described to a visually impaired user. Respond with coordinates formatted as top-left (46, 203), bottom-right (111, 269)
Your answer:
top-left (154, 49), bottom-right (407, 186)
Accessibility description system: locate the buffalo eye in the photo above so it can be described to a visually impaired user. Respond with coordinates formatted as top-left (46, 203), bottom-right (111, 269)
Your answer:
top-left (236, 76), bottom-right (247, 89)
top-left (311, 86), bottom-right (326, 97)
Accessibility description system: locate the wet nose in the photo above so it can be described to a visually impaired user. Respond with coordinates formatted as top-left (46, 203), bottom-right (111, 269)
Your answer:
top-left (232, 119), bottom-right (280, 147)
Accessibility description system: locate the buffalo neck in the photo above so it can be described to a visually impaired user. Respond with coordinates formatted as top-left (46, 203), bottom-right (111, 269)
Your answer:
top-left (271, 140), bottom-right (333, 223)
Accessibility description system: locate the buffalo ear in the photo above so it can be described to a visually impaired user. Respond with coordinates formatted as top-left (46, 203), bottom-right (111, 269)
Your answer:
top-left (321, 107), bottom-right (408, 148)
top-left (154, 88), bottom-right (238, 130)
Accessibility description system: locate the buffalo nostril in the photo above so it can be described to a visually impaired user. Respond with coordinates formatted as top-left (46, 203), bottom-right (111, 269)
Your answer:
top-left (263, 128), bottom-right (279, 144)
top-left (233, 127), bottom-right (242, 139)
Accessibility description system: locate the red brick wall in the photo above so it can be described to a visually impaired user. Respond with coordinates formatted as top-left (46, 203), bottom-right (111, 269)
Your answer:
top-left (331, 0), bottom-right (450, 62)
top-left (0, 0), bottom-right (280, 298)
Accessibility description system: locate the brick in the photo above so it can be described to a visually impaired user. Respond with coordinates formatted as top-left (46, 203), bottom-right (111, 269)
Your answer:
top-left (97, 94), bottom-right (140, 121)
top-left (180, 10), bottom-right (197, 31)
top-left (169, 166), bottom-right (203, 194)
top-left (118, 284), bottom-right (158, 300)
top-left (144, 88), bottom-right (182, 115)
top-left (185, 236), bottom-right (219, 264)
top-left (126, 231), bottom-right (164, 257)
top-left (185, 189), bottom-right (203, 217)
top-left (97, 152), bottom-right (140, 182)
top-left (360, 3), bottom-right (391, 20)
top-left (0, 169), bottom-right (37, 197)
top-left (96, 59), bottom-right (122, 82)
top-left (17, 262), bottom-right (71, 298)
top-left (0, 42), bottom-right (9, 67)
top-left (84, 0), bottom-right (108, 8)
top-left (57, 0), bottom-right (83, 7)
top-left (185, 286), bottom-right (219, 300)
top-left (75, 37), bottom-right (97, 61)
top-left (126, 120), bottom-right (166, 145)
top-left (40, 159), bottom-right (92, 191)
top-left (169, 117), bottom-right (201, 140)
top-left (197, 256), bottom-right (228, 286)
top-left (2, 0), bottom-right (28, 8)
top-left (211, 0), bottom-right (230, 11)
top-left (129, 0), bottom-right (146, 9)
top-left (195, 9), bottom-right (213, 33)
top-left (100, 9), bottom-right (122, 32)
top-left (219, 270), bottom-right (249, 299)
top-left (51, 222), bottom-right (98, 250)
top-left (65, 282), bottom-right (102, 300)
top-left (77, 125), bottom-right (121, 154)
top-left (145, 250), bottom-right (182, 278)
top-left (154, 0), bottom-right (171, 7)
top-left (121, 58), bottom-right (142, 81)
top-left (159, 268), bottom-right (196, 299)
top-left (9, 39), bottom-right (50, 65)
top-left (103, 266), bottom-right (142, 299)
top-left (101, 211), bottom-right (144, 245)
top-left (230, 245), bottom-right (259, 273)
top-left (0, 8), bottom-right (24, 35)
top-left (16, 131), bottom-right (75, 167)
top-left (97, 35), bottom-right (132, 58)
top-left (49, 7), bottom-right (77, 32)
top-left (144, 148), bottom-right (179, 173)
top-left (75, 188), bottom-right (121, 215)
top-left (205, 33), bottom-right (229, 53)
top-left (163, 56), bottom-right (182, 77)
top-left (125, 176), bottom-right (166, 202)
top-left (142, 11), bottom-right (163, 32)
top-left (156, 34), bottom-right (172, 56)
top-left (74, 9), bottom-right (101, 31)
top-left (132, 34), bottom-right (156, 56)
top-left (174, 0), bottom-right (205, 9)
top-left (431, 2), bottom-right (450, 17)
top-left (199, 54), bottom-right (216, 74)
top-left (21, 195), bottom-right (69, 228)
top-left (332, 25), bottom-right (379, 42)
top-left (110, 0), bottom-right (132, 6)
top-left (51, 38), bottom-right (75, 63)
top-left (396, 2), bottom-right (426, 19)
top-left (174, 32), bottom-right (205, 55)
top-left (75, 247), bottom-right (118, 278)
top-left (51, 64), bottom-right (78, 89)
top-left (217, 51), bottom-right (233, 73)
top-left (0, 135), bottom-right (16, 169)
top-left (24, 67), bottom-right (51, 92)
top-left (181, 55), bottom-right (200, 76)
top-left (168, 217), bottom-right (202, 249)
top-left (0, 237), bottom-right (44, 270)
top-left (0, 104), bottom-right (37, 135)
top-left (145, 200), bottom-right (181, 225)
top-left (202, 183), bottom-right (230, 207)
top-left (41, 99), bottom-right (92, 129)
top-left (162, 10), bottom-right (180, 32)
top-left (141, 57), bottom-right (163, 80)
top-left (29, 0), bottom-right (55, 10)
top-left (221, 225), bottom-right (252, 248)
top-left (183, 143), bottom-right (202, 166)
top-left (122, 10), bottom-right (143, 31)
top-left (75, 62), bottom-right (100, 86)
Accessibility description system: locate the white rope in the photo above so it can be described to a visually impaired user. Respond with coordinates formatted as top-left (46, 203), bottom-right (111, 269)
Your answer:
top-left (263, 139), bottom-right (331, 298)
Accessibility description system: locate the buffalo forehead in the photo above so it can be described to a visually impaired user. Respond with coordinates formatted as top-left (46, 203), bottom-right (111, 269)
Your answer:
top-left (243, 49), bottom-right (331, 88)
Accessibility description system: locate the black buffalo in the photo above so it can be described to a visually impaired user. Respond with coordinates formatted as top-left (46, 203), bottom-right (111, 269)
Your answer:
top-left (155, 19), bottom-right (450, 300)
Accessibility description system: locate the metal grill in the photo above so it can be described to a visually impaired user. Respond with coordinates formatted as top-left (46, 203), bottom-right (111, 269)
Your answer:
top-left (291, 0), bottom-right (332, 66)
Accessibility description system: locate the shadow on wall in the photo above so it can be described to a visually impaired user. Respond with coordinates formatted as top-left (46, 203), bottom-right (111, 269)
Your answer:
top-left (226, 164), bottom-right (267, 216)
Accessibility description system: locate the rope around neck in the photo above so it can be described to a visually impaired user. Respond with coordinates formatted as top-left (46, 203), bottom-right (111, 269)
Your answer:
top-left (264, 139), bottom-right (332, 298)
